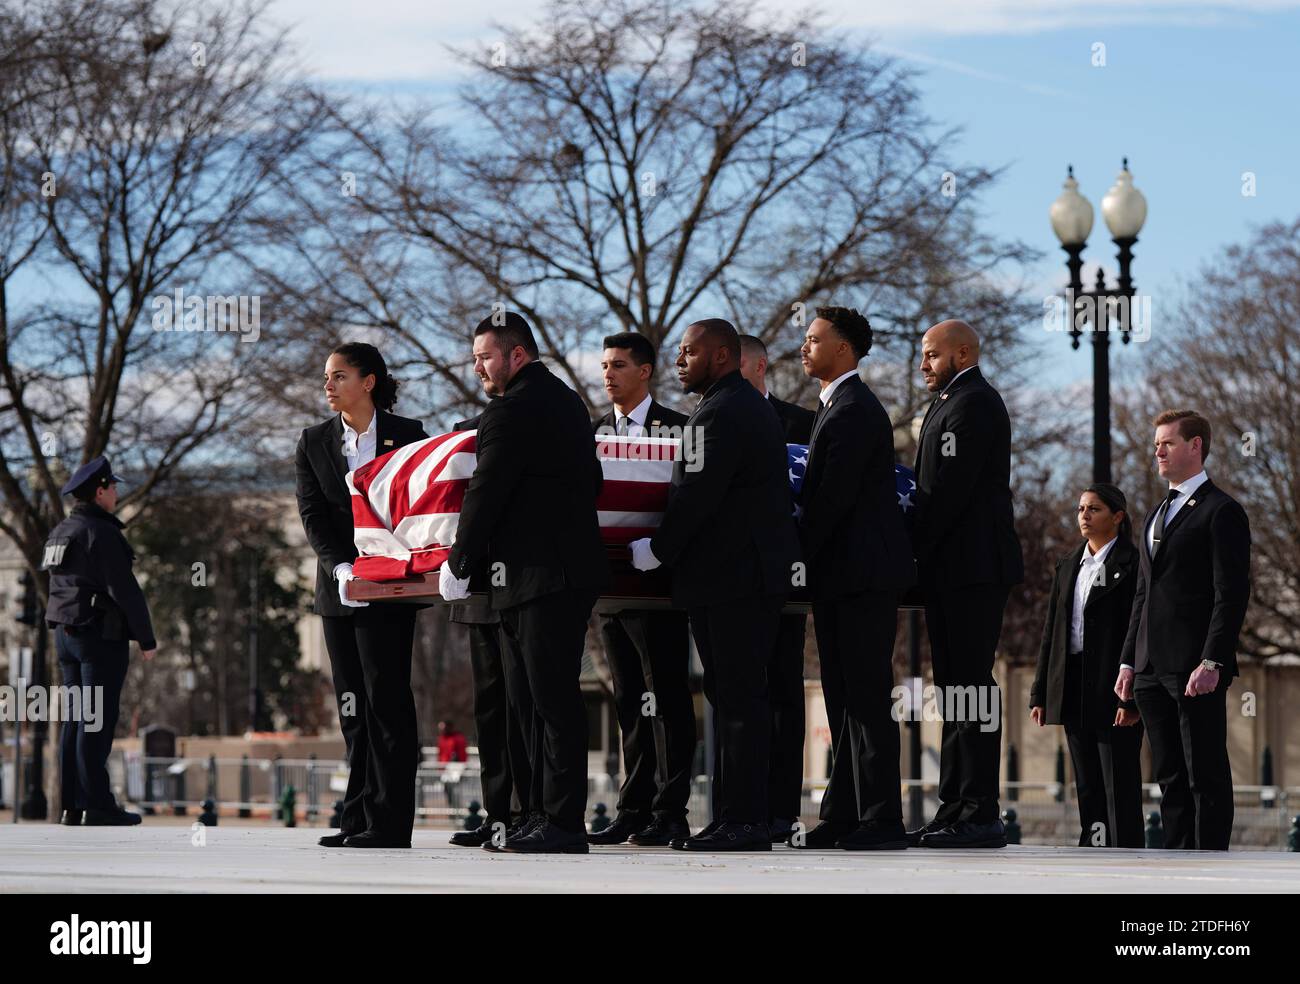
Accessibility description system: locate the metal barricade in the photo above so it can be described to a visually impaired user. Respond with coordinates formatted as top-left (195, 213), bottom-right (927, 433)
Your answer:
top-left (106, 752), bottom-right (1300, 848)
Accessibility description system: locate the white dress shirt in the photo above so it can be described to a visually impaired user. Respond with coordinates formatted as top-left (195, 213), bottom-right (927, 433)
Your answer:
top-left (1070, 536), bottom-right (1118, 654)
top-left (334, 411), bottom-right (378, 584)
top-left (341, 411), bottom-right (377, 472)
top-left (820, 369), bottom-right (859, 406)
top-left (1146, 469), bottom-right (1209, 555)
top-left (613, 393), bottom-right (652, 438)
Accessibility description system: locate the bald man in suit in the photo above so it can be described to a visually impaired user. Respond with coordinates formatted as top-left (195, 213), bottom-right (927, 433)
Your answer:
top-left (909, 320), bottom-right (1023, 849)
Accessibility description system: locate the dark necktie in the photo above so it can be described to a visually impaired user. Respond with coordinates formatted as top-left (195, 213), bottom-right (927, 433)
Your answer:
top-left (811, 399), bottom-right (830, 445)
top-left (1151, 487), bottom-right (1182, 555)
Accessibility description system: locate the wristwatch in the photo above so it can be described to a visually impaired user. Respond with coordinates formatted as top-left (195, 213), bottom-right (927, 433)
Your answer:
top-left (1201, 658), bottom-right (1222, 671)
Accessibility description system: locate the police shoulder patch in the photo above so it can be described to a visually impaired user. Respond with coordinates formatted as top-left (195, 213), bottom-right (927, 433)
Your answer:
top-left (41, 537), bottom-right (71, 570)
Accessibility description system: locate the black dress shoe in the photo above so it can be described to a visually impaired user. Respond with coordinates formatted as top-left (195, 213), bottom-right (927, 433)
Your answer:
top-left (919, 819), bottom-right (1007, 849)
top-left (343, 830), bottom-right (411, 849)
top-left (318, 831), bottom-right (354, 847)
top-left (836, 821), bottom-right (910, 851)
top-left (450, 822), bottom-right (506, 847)
top-left (669, 818), bottom-right (720, 850)
top-left (501, 820), bottom-right (590, 854)
top-left (82, 808), bottom-right (142, 826)
top-left (676, 821), bottom-right (771, 852)
top-left (60, 810), bottom-right (83, 826)
top-left (789, 820), bottom-right (854, 849)
top-left (905, 817), bottom-right (950, 847)
top-left (587, 811), bottom-right (651, 846)
top-left (628, 816), bottom-right (690, 846)
top-left (768, 817), bottom-right (797, 843)
top-left (484, 812), bottom-right (544, 852)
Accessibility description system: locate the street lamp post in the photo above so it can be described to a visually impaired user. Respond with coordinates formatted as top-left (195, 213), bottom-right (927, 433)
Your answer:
top-left (1050, 159), bottom-right (1147, 483)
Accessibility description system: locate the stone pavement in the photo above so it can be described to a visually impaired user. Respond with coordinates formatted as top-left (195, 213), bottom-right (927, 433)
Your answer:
top-left (1, 825), bottom-right (1297, 893)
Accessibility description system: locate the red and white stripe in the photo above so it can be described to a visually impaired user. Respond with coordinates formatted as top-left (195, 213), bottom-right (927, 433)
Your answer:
top-left (349, 431), bottom-right (679, 581)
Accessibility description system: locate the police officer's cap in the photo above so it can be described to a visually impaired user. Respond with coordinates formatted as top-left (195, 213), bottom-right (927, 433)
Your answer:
top-left (61, 455), bottom-right (123, 497)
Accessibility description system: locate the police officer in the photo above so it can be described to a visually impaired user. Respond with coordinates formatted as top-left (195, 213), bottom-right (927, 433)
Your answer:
top-left (42, 455), bottom-right (156, 826)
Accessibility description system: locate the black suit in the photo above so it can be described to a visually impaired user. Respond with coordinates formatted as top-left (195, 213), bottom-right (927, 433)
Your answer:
top-left (766, 610), bottom-right (806, 825)
top-left (446, 413), bottom-right (536, 827)
top-left (449, 361), bottom-right (610, 832)
top-left (1032, 537), bottom-right (1143, 847)
top-left (1121, 476), bottom-right (1250, 850)
top-left (593, 401), bottom-right (696, 821)
top-left (768, 392), bottom-right (815, 444)
top-left (799, 375), bottom-right (916, 827)
top-left (913, 366), bottom-right (1023, 826)
top-left (653, 372), bottom-right (799, 609)
top-left (454, 602), bottom-right (537, 826)
top-left (651, 370), bottom-right (799, 823)
top-left (759, 392), bottom-right (811, 821)
top-left (763, 391), bottom-right (815, 822)
top-left (295, 409), bottom-right (429, 842)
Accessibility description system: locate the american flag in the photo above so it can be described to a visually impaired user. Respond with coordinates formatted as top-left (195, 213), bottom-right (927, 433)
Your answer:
top-left (350, 434), bottom-right (916, 581)
top-left (786, 443), bottom-right (916, 534)
top-left (349, 432), bottom-right (679, 581)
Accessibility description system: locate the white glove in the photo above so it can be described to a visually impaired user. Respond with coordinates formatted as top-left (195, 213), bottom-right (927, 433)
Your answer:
top-left (629, 538), bottom-right (661, 572)
top-left (439, 560), bottom-right (472, 601)
top-left (334, 562), bottom-right (369, 608)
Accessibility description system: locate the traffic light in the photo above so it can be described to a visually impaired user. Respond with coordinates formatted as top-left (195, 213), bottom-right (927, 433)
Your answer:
top-left (16, 568), bottom-right (37, 626)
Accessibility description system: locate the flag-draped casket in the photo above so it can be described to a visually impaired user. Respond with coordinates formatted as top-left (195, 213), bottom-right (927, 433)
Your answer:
top-left (346, 429), bottom-right (916, 586)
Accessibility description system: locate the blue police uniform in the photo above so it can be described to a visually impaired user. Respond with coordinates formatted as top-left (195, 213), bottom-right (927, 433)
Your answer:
top-left (41, 456), bottom-right (154, 825)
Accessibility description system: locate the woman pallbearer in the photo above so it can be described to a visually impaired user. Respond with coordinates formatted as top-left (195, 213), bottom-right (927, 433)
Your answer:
top-left (295, 342), bottom-right (429, 848)
top-left (1030, 483), bottom-right (1145, 848)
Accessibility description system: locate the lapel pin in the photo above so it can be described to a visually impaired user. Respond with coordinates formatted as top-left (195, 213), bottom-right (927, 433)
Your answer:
top-left (383, 439), bottom-right (394, 447)
top-left (940, 393), bottom-right (949, 400)
top-left (1187, 498), bottom-right (1196, 507)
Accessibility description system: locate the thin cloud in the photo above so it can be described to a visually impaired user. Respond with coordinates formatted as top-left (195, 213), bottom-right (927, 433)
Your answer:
top-left (809, 0), bottom-right (1300, 38)
top-left (268, 0), bottom-right (1300, 82)
top-left (873, 44), bottom-right (1086, 102)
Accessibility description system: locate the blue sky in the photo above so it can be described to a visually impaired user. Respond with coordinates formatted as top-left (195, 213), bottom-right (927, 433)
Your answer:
top-left (270, 0), bottom-right (1300, 387)
top-left (878, 10), bottom-right (1299, 328)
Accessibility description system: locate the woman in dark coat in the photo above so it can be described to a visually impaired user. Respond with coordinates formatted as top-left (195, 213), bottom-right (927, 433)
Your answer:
top-left (1030, 483), bottom-right (1144, 848)
top-left (295, 342), bottom-right (429, 848)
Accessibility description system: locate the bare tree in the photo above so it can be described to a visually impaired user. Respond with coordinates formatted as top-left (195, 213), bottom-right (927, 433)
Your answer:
top-left (257, 0), bottom-right (1034, 429)
top-left (0, 0), bottom-right (329, 589)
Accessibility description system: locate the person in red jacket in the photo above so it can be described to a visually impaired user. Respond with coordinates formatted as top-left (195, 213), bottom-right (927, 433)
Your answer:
top-left (437, 719), bottom-right (470, 813)
top-left (438, 720), bottom-right (468, 763)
